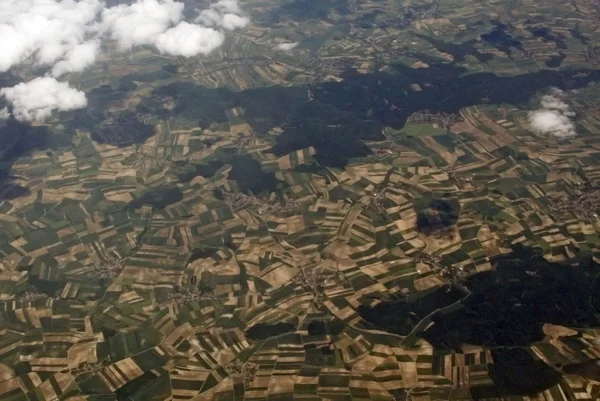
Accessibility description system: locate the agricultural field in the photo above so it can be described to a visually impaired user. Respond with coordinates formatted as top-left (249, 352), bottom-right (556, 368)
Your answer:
top-left (2, 0), bottom-right (600, 400)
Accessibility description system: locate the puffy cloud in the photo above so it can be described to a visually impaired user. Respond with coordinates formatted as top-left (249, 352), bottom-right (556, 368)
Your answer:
top-left (0, 107), bottom-right (9, 120)
top-left (275, 42), bottom-right (299, 51)
top-left (155, 22), bottom-right (225, 56)
top-left (0, 0), bottom-right (249, 75)
top-left (539, 94), bottom-right (575, 116)
top-left (196, 0), bottom-right (249, 30)
top-left (0, 0), bottom-right (250, 121)
top-left (51, 41), bottom-right (99, 77)
top-left (102, 0), bottom-right (248, 55)
top-left (528, 110), bottom-right (576, 139)
top-left (0, 0), bottom-right (103, 72)
top-left (196, 9), bottom-right (221, 26)
top-left (528, 91), bottom-right (576, 139)
top-left (0, 77), bottom-right (87, 122)
top-left (221, 14), bottom-right (250, 30)
top-left (101, 0), bottom-right (184, 49)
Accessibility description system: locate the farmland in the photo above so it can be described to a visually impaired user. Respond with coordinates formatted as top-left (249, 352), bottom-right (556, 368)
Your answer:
top-left (1, 0), bottom-right (600, 400)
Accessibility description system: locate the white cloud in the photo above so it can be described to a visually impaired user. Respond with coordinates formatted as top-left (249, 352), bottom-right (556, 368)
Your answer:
top-left (220, 14), bottom-right (250, 31)
top-left (0, 77), bottom-right (87, 122)
top-left (0, 107), bottom-right (9, 120)
top-left (0, 0), bottom-right (103, 72)
top-left (0, 0), bottom-right (249, 75)
top-left (528, 92), bottom-right (576, 139)
top-left (528, 110), bottom-right (576, 139)
top-left (196, 0), bottom-right (249, 30)
top-left (51, 41), bottom-right (99, 77)
top-left (155, 22), bottom-right (225, 56)
top-left (101, 0), bottom-right (184, 49)
top-left (211, 0), bottom-right (243, 14)
top-left (196, 9), bottom-right (221, 26)
top-left (0, 0), bottom-right (250, 121)
top-left (275, 42), bottom-right (299, 51)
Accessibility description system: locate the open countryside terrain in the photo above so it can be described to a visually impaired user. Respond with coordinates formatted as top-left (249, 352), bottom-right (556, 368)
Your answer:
top-left (2, 0), bottom-right (600, 400)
